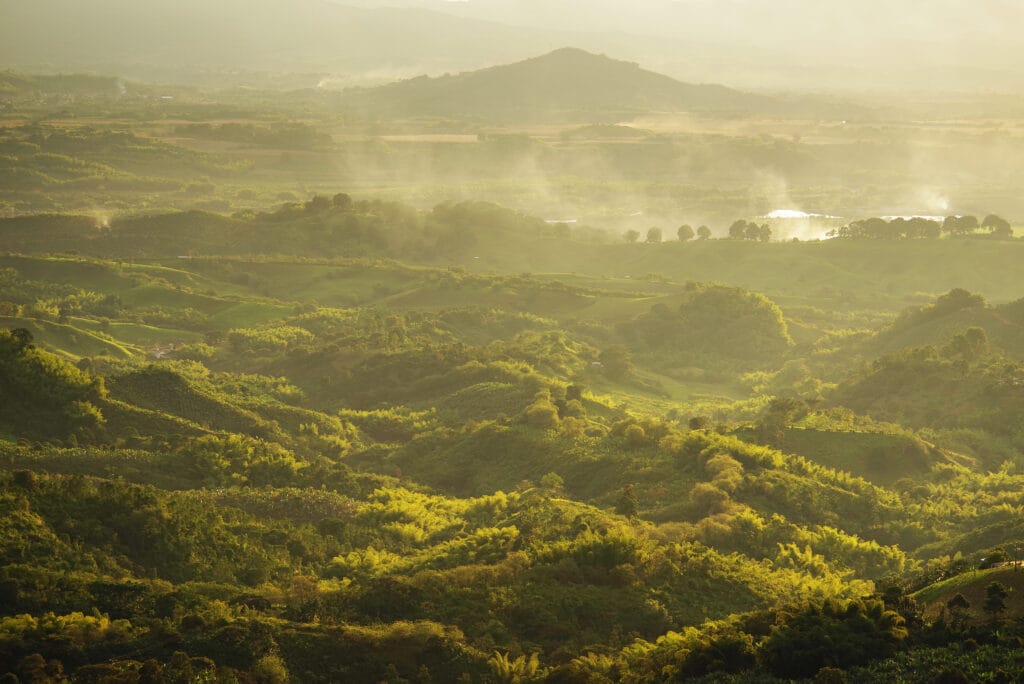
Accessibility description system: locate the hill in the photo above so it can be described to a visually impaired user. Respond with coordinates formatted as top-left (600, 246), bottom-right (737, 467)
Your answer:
top-left (914, 564), bottom-right (1024, 624)
top-left (343, 47), bottom-right (784, 122)
top-left (865, 289), bottom-right (1024, 361)
top-left (7, 239), bottom-right (1024, 680)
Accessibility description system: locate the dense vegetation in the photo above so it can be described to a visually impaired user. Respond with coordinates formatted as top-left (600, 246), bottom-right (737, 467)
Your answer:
top-left (3, 202), bottom-right (1024, 680)
top-left (3, 60), bottom-right (1024, 683)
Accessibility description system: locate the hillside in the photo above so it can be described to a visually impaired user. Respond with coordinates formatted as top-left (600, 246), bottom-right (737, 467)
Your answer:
top-left (343, 47), bottom-right (785, 122)
top-left (6, 212), bottom-right (1024, 680)
top-left (864, 289), bottom-right (1024, 361)
top-left (6, 248), bottom-right (1024, 680)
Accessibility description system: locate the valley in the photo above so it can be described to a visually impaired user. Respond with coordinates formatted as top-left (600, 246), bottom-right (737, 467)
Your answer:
top-left (3, 12), bottom-right (1024, 681)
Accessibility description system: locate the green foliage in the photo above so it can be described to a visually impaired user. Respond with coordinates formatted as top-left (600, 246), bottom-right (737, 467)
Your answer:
top-left (0, 328), bottom-right (106, 441)
top-left (488, 651), bottom-right (543, 683)
top-left (728, 219), bottom-right (772, 242)
top-left (760, 599), bottom-right (907, 678)
top-left (4, 171), bottom-right (1024, 681)
top-left (833, 216), bottom-right (942, 239)
top-left (228, 325), bottom-right (315, 354)
top-left (525, 392), bottom-right (561, 429)
top-left (982, 581), bottom-right (1010, 620)
top-left (627, 284), bottom-right (793, 369)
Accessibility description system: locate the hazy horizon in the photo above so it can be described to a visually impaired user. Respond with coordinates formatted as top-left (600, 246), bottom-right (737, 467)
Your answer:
top-left (2, 0), bottom-right (1024, 94)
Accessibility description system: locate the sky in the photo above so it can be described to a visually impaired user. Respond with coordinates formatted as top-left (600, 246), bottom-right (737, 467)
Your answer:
top-left (332, 0), bottom-right (1024, 91)
top-left (3, 0), bottom-right (1023, 93)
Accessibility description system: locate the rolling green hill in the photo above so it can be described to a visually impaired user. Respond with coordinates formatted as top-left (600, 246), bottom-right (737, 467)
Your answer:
top-left (866, 289), bottom-right (1024, 360)
top-left (5, 210), bottom-right (1024, 681)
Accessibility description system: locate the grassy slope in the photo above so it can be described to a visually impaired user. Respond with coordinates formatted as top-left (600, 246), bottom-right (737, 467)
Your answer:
top-left (915, 564), bottom-right (1024, 623)
top-left (0, 316), bottom-right (135, 359)
top-left (768, 428), bottom-right (955, 487)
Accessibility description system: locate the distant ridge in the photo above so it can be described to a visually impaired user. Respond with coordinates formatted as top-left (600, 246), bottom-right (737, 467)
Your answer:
top-left (343, 47), bottom-right (779, 121)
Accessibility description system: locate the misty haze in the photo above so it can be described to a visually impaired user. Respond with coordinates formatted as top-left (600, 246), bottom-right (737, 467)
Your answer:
top-left (2, 1), bottom-right (1024, 682)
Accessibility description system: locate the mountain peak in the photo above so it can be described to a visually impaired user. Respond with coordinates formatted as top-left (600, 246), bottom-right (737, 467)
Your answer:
top-left (534, 46), bottom-right (618, 62)
top-left (350, 47), bottom-right (768, 122)
top-left (503, 46), bottom-right (642, 75)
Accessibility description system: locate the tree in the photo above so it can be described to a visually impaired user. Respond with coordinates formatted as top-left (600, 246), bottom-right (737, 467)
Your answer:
top-left (624, 229), bottom-right (640, 243)
top-left (646, 226), bottom-right (663, 243)
top-left (913, 217), bottom-right (942, 239)
top-left (945, 327), bottom-right (988, 363)
top-left (688, 415), bottom-right (710, 430)
top-left (756, 396), bottom-right (807, 445)
top-left (17, 655), bottom-right (49, 684)
top-left (253, 653), bottom-right (289, 684)
top-left (304, 194), bottom-right (331, 213)
top-left (525, 399), bottom-right (560, 429)
top-left (943, 215), bottom-right (979, 236)
top-left (728, 220), bottom-right (748, 239)
top-left (559, 398), bottom-right (585, 418)
top-left (623, 423), bottom-right (646, 448)
top-left (697, 225), bottom-right (711, 240)
top-left (677, 224), bottom-right (695, 242)
top-left (488, 651), bottom-right (542, 683)
top-left (983, 581), bottom-right (1010, 621)
top-left (959, 215), bottom-right (979, 232)
top-left (9, 327), bottom-right (33, 352)
top-left (540, 472), bottom-right (564, 493)
top-left (615, 484), bottom-right (639, 518)
top-left (165, 652), bottom-right (194, 684)
top-left (760, 599), bottom-right (907, 679)
top-left (982, 213), bottom-right (1012, 239)
top-left (946, 593), bottom-right (970, 629)
top-left (599, 345), bottom-right (634, 380)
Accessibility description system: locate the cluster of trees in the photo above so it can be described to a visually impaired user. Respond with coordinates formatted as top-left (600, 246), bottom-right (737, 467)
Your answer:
top-left (0, 197), bottom-right (566, 262)
top-left (831, 214), bottom-right (1013, 240)
top-left (946, 214), bottom-right (1012, 237)
top-left (4, 454), bottom-right (1024, 681)
top-left (677, 223), bottom-right (712, 241)
top-left (625, 284), bottom-right (793, 370)
top-left (623, 223), bottom-right (730, 243)
top-left (727, 219), bottom-right (771, 241)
